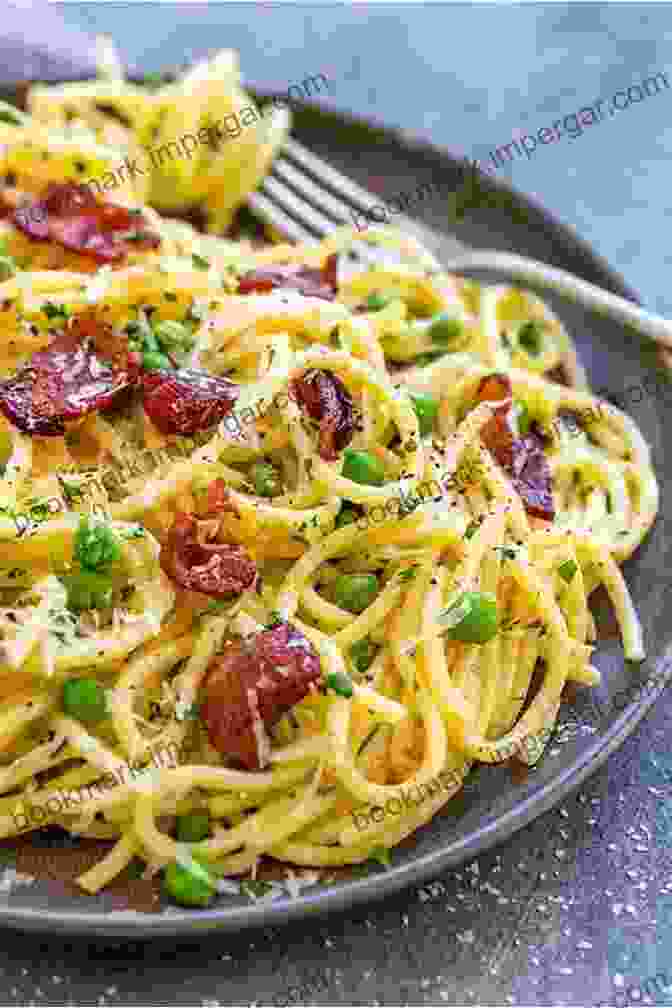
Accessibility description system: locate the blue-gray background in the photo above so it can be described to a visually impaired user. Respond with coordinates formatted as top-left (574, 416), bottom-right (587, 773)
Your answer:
top-left (56, 2), bottom-right (672, 316)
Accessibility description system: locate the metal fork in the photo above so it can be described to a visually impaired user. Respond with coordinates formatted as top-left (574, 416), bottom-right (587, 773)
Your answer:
top-left (247, 137), bottom-right (467, 266)
top-left (248, 137), bottom-right (672, 356)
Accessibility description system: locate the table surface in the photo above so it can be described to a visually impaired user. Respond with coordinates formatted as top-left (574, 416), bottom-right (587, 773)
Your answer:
top-left (2, 4), bottom-right (672, 1005)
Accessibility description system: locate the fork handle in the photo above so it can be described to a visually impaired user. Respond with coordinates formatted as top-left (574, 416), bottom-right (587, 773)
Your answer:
top-left (440, 250), bottom-right (672, 352)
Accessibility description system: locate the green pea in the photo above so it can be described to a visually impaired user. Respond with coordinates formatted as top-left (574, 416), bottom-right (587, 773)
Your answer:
top-left (154, 320), bottom-right (193, 351)
top-left (62, 677), bottom-right (108, 723)
top-left (342, 449), bottom-right (385, 487)
top-left (517, 320), bottom-right (544, 356)
top-left (364, 291), bottom-right (396, 311)
top-left (514, 400), bottom-right (531, 436)
top-left (142, 351), bottom-right (171, 370)
top-left (350, 637), bottom-right (378, 674)
top-left (176, 812), bottom-right (211, 843)
top-left (74, 515), bottom-right (120, 572)
top-left (326, 669), bottom-right (354, 698)
top-left (335, 505), bottom-right (359, 529)
top-left (62, 569), bottom-right (114, 611)
top-left (141, 327), bottom-right (160, 353)
top-left (442, 590), bottom-right (499, 644)
top-left (410, 393), bottom-right (439, 437)
top-left (333, 573), bottom-right (379, 614)
top-left (428, 314), bottom-right (463, 345)
top-left (558, 558), bottom-right (578, 583)
top-left (250, 461), bottom-right (282, 497)
top-left (163, 859), bottom-right (215, 908)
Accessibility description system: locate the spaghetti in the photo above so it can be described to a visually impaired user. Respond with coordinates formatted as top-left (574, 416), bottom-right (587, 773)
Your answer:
top-left (0, 85), bottom-right (658, 906)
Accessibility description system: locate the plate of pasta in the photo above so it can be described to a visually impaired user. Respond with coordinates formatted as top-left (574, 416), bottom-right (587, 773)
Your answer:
top-left (0, 46), bottom-right (667, 935)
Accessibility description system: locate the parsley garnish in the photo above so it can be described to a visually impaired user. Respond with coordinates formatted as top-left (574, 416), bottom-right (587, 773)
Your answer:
top-left (558, 558), bottom-right (578, 583)
top-left (126, 230), bottom-right (156, 244)
top-left (369, 846), bottom-right (391, 867)
top-left (42, 301), bottom-right (70, 321)
top-left (191, 253), bottom-right (211, 271)
top-left (495, 546), bottom-right (518, 561)
top-left (0, 106), bottom-right (22, 127)
top-left (120, 524), bottom-right (145, 541)
top-left (240, 879), bottom-right (274, 899)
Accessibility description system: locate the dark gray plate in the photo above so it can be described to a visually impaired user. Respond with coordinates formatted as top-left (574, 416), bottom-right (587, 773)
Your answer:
top-left (0, 92), bottom-right (670, 936)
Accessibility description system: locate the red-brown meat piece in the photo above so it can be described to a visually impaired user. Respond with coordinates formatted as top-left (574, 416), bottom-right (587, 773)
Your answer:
top-left (141, 368), bottom-right (239, 436)
top-left (202, 621), bottom-right (323, 769)
top-left (160, 512), bottom-right (257, 599)
top-left (291, 368), bottom-right (355, 461)
top-left (237, 254), bottom-right (338, 301)
top-left (0, 320), bottom-right (139, 436)
top-left (12, 183), bottom-right (160, 264)
top-left (475, 372), bottom-right (555, 521)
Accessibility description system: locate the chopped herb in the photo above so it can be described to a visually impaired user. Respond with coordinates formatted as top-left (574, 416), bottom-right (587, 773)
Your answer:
top-left (414, 349), bottom-right (447, 366)
top-left (356, 723), bottom-right (382, 756)
top-left (398, 495), bottom-right (420, 518)
top-left (42, 301), bottom-right (70, 320)
top-left (58, 477), bottom-right (84, 505)
top-left (349, 637), bottom-right (378, 675)
top-left (176, 701), bottom-right (201, 722)
top-left (240, 879), bottom-right (274, 899)
top-left (517, 320), bottom-right (544, 356)
top-left (191, 253), bottom-right (211, 271)
top-left (202, 599), bottom-right (229, 616)
top-left (140, 71), bottom-right (170, 91)
top-left (126, 230), bottom-right (156, 244)
top-left (464, 520), bottom-right (480, 540)
top-left (125, 857), bottom-right (146, 880)
top-left (397, 566), bottom-right (419, 583)
top-left (558, 558), bottom-right (578, 583)
top-left (120, 524), bottom-right (145, 540)
top-left (265, 610), bottom-right (283, 629)
top-left (368, 846), bottom-right (391, 867)
top-left (495, 546), bottom-right (518, 561)
top-left (0, 106), bottom-right (22, 127)
top-left (0, 847), bottom-right (17, 866)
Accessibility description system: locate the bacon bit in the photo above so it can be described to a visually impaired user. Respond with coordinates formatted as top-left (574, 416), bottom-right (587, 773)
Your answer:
top-left (475, 372), bottom-right (555, 521)
top-left (70, 311), bottom-right (138, 375)
top-left (12, 183), bottom-right (160, 264)
top-left (291, 368), bottom-right (355, 461)
top-left (476, 373), bottom-right (512, 403)
top-left (202, 621), bottom-right (323, 769)
top-left (160, 512), bottom-right (257, 599)
top-left (507, 431), bottom-right (555, 520)
top-left (141, 368), bottom-right (239, 436)
top-left (201, 477), bottom-right (238, 518)
top-left (0, 321), bottom-right (139, 436)
top-left (237, 254), bottom-right (338, 301)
